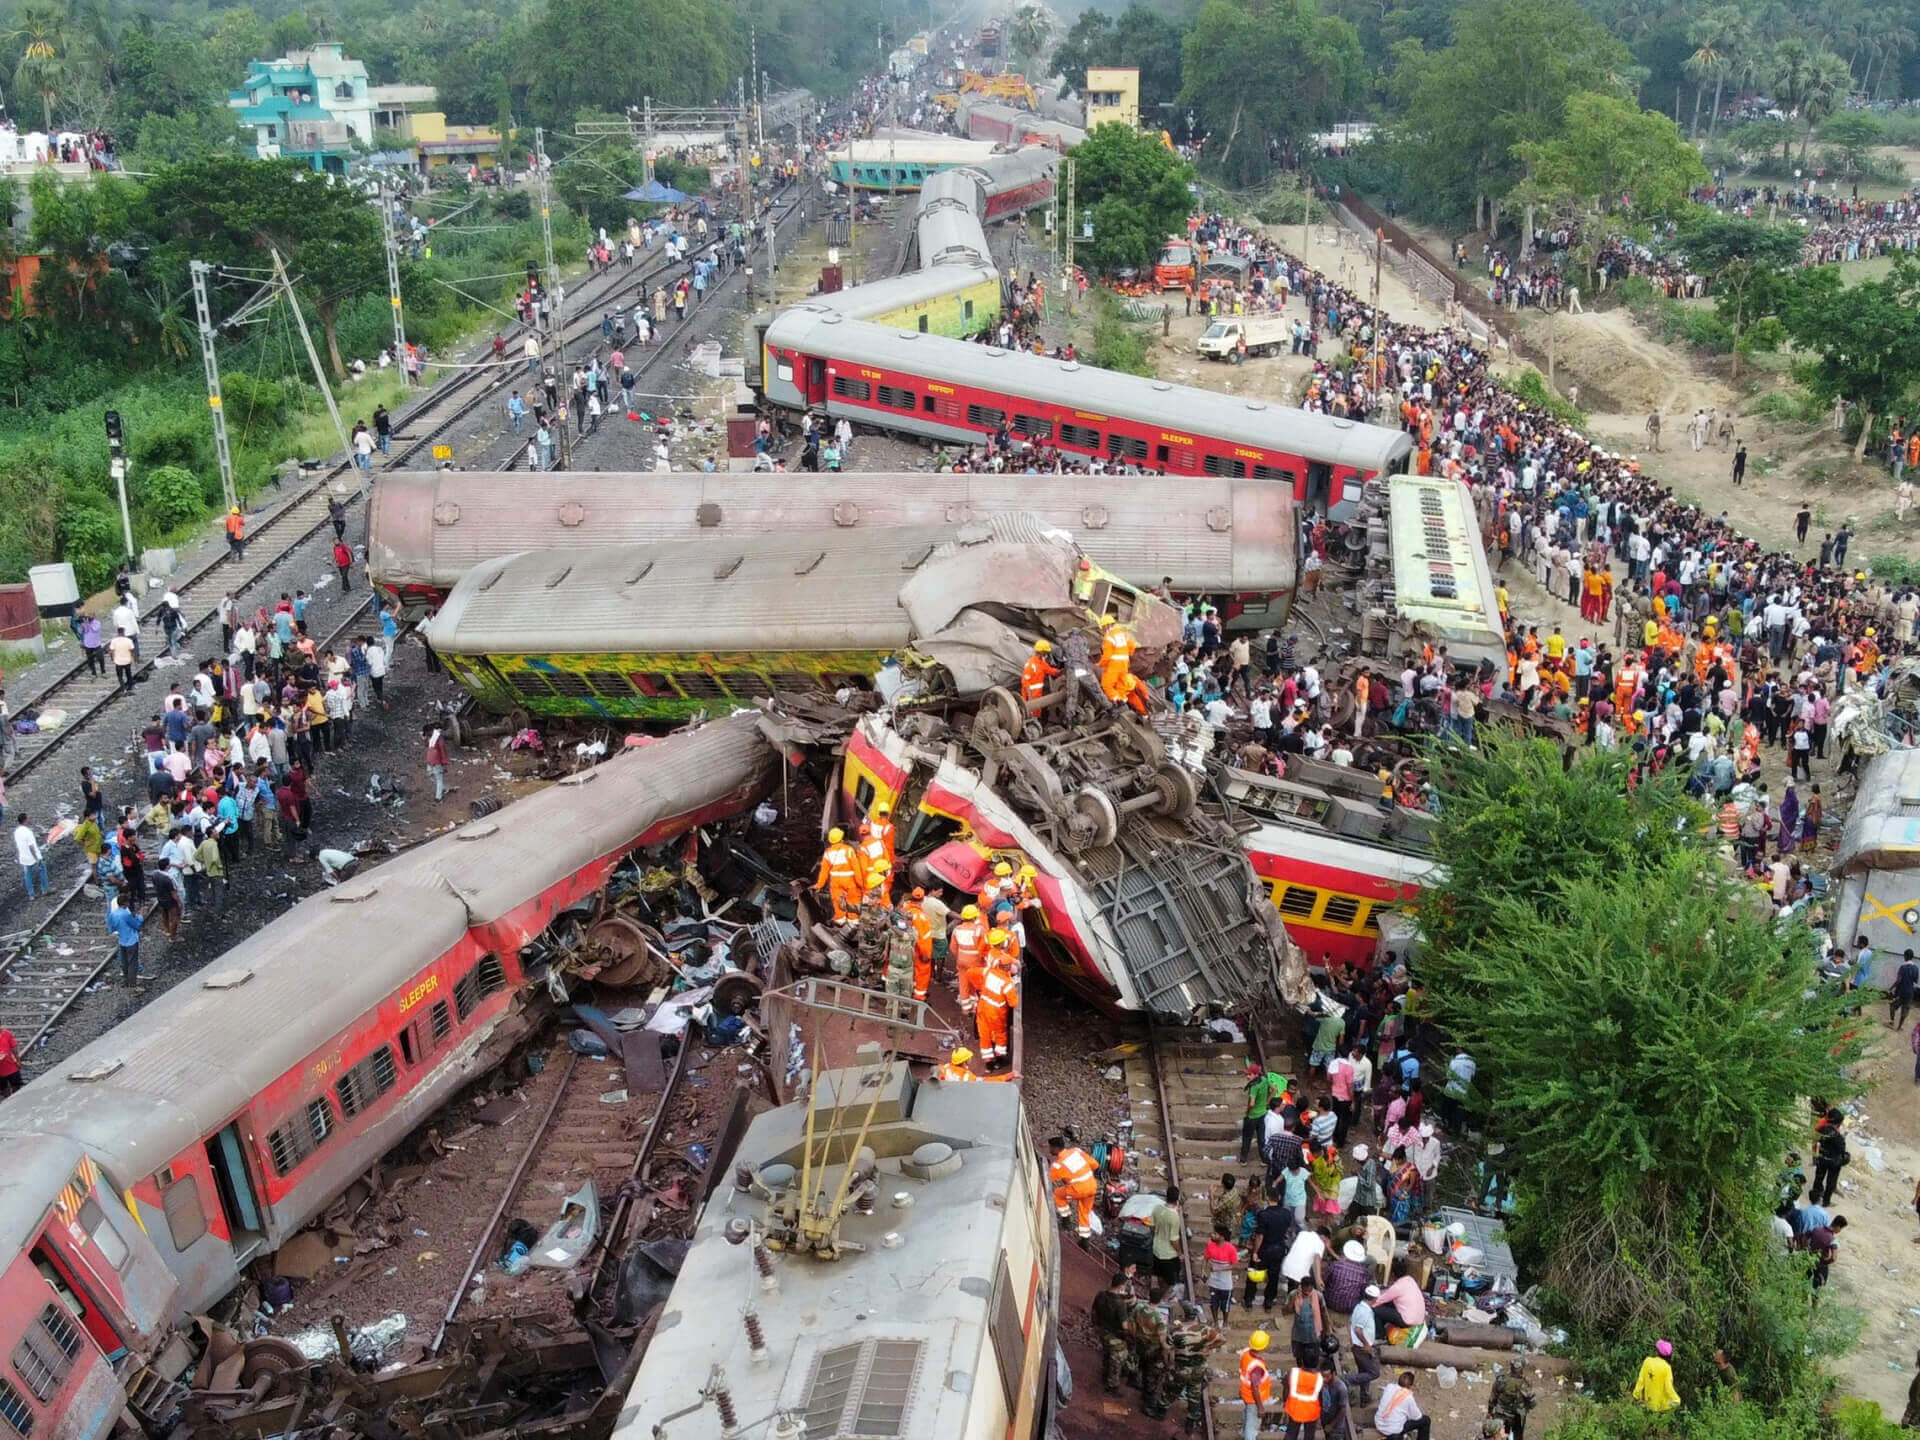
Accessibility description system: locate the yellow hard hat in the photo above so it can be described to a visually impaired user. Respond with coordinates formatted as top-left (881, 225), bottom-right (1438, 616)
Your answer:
top-left (1034, 638), bottom-right (1053, 653)
top-left (962, 904), bottom-right (979, 919)
top-left (1248, 1330), bottom-right (1270, 1351)
top-left (994, 861), bottom-right (1013, 876)
top-left (828, 827), bottom-right (844, 843)
top-left (874, 800), bottom-right (891, 816)
top-left (951, 1047), bottom-right (973, 1064)
top-left (988, 928), bottom-right (1008, 945)
top-left (1018, 864), bottom-right (1037, 878)
top-left (229, 505), bottom-right (240, 515)
top-left (1867, 627), bottom-right (1877, 637)
top-left (1099, 614), bottom-right (1117, 627)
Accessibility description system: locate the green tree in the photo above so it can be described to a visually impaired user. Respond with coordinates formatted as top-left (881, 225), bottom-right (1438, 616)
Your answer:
top-left (9, 0), bottom-right (73, 130)
top-left (1413, 732), bottom-right (1859, 1410)
top-left (1051, 9), bottom-right (1113, 92)
top-left (1513, 91), bottom-right (1707, 220)
top-left (1799, 49), bottom-right (1854, 163)
top-left (1782, 256), bottom-right (1920, 460)
top-left (1007, 4), bottom-right (1053, 73)
top-left (1389, 0), bottom-right (1633, 230)
top-left (1676, 212), bottom-right (1802, 375)
top-left (1071, 121), bottom-right (1195, 274)
top-left (1055, 5), bottom-right (1188, 114)
top-left (1178, 0), bottom-right (1364, 185)
top-left (1819, 109), bottom-right (1886, 175)
top-left (521, 0), bottom-right (737, 130)
top-left (142, 154), bottom-right (387, 379)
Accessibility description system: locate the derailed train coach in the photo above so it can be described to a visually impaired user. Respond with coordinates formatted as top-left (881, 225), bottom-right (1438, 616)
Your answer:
top-left (421, 513), bottom-right (1183, 722)
top-left (367, 469), bottom-right (1298, 627)
top-left (0, 720), bottom-right (783, 1440)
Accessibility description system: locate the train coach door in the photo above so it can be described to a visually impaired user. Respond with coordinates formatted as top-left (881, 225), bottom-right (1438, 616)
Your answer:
top-left (805, 358), bottom-right (828, 407)
top-left (204, 1125), bottom-right (266, 1261)
top-left (1305, 462), bottom-right (1333, 515)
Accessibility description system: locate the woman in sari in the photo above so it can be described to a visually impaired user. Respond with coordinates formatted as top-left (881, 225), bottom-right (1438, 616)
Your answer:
top-left (1778, 784), bottom-right (1801, 856)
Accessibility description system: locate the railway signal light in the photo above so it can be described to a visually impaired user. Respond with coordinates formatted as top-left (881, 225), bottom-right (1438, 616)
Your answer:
top-left (103, 410), bottom-right (123, 455)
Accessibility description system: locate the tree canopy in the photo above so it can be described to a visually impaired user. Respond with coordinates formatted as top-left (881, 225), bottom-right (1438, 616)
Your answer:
top-left (1512, 91), bottom-right (1708, 221)
top-left (1071, 121), bottom-right (1195, 275)
top-left (1782, 257), bottom-right (1920, 458)
top-left (1052, 5), bottom-right (1187, 120)
top-left (1177, 0), bottom-right (1364, 186)
top-left (1413, 733), bottom-right (1858, 1411)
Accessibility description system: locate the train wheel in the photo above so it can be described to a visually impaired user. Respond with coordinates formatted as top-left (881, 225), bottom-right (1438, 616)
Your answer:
top-left (711, 971), bottom-right (764, 1017)
top-left (1150, 764), bottom-right (1200, 821)
top-left (586, 915), bottom-right (670, 988)
top-left (1066, 787), bottom-right (1119, 849)
top-left (237, 1338), bottom-right (310, 1399)
top-left (970, 686), bottom-right (1025, 747)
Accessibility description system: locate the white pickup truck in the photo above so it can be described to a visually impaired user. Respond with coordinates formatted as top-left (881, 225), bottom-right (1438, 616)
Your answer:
top-left (1195, 315), bottom-right (1290, 362)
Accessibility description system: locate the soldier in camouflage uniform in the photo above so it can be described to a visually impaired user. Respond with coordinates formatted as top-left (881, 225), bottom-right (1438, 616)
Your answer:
top-left (1487, 1358), bottom-right (1537, 1440)
top-left (882, 912), bottom-right (917, 998)
top-left (855, 878), bottom-right (892, 970)
top-left (1092, 1269), bottom-right (1136, 1393)
top-left (1126, 1283), bottom-right (1174, 1419)
top-left (1168, 1301), bottom-right (1225, 1433)
top-left (1211, 1172), bottom-right (1247, 1243)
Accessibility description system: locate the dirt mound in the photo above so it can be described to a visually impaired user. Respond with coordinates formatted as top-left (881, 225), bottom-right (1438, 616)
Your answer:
top-left (1514, 310), bottom-right (1671, 415)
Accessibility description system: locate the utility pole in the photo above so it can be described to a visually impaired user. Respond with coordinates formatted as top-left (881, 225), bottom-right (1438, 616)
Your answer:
top-left (642, 95), bottom-right (655, 187)
top-left (379, 174), bottom-right (410, 384)
top-left (1063, 156), bottom-right (1075, 313)
top-left (103, 410), bottom-right (133, 566)
top-left (745, 29), bottom-right (759, 301)
top-left (188, 259), bottom-right (238, 514)
top-left (1300, 168), bottom-right (1312, 268)
top-left (1370, 228), bottom-right (1384, 392)
top-left (534, 126), bottom-right (570, 469)
top-left (270, 247), bottom-right (353, 481)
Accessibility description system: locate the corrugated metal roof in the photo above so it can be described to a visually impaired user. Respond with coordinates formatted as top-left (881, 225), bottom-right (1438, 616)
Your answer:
top-left (369, 471), bottom-right (1294, 598)
top-left (423, 513), bottom-right (1081, 657)
top-left (764, 306), bottom-right (1413, 473)
top-left (0, 720), bottom-right (778, 1197)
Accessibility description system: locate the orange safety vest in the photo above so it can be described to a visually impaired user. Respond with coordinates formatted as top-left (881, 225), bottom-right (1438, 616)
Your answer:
top-left (936, 1063), bottom-right (980, 1082)
top-left (951, 917), bottom-right (987, 964)
top-left (904, 902), bottom-right (933, 952)
top-left (1100, 627), bottom-right (1136, 670)
top-left (979, 966), bottom-right (1018, 1012)
top-left (1284, 1368), bottom-right (1323, 1422)
top-left (984, 943), bottom-right (1018, 974)
top-left (816, 843), bottom-right (857, 884)
top-left (863, 817), bottom-right (896, 860)
top-left (225, 512), bottom-right (245, 539)
top-left (1021, 653), bottom-right (1059, 701)
top-left (1049, 1146), bottom-right (1096, 1189)
top-left (856, 836), bottom-right (890, 883)
top-left (1239, 1351), bottom-right (1273, 1406)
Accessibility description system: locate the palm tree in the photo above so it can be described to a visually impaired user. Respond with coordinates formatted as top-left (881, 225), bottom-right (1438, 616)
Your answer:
top-left (1703, 8), bottom-right (1752, 137)
top-left (1770, 37), bottom-right (1816, 165)
top-left (1798, 49), bottom-right (1852, 163)
top-left (7, 1), bottom-right (71, 131)
top-left (1684, 10), bottom-right (1734, 138)
top-left (1008, 4), bottom-right (1053, 73)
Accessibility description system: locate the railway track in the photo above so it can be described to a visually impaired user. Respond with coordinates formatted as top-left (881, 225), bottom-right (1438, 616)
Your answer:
top-left (0, 593), bottom-right (377, 1058)
top-left (437, 1018), bottom-right (750, 1347)
top-left (0, 186), bottom-right (815, 1057)
top-left (1125, 1012), bottom-right (1298, 1440)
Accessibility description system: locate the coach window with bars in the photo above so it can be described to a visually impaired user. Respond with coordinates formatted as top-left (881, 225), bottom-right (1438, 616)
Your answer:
top-left (1203, 455), bottom-right (1248, 477)
top-left (453, 954), bottom-right (508, 1022)
top-left (268, 1096), bottom-right (336, 1178)
top-left (1013, 413), bottom-right (1053, 441)
top-left (1059, 422), bottom-right (1100, 450)
top-left (11, 1303), bottom-right (81, 1403)
top-left (334, 1046), bottom-right (399, 1120)
top-left (1321, 895), bottom-right (1362, 928)
top-left (1275, 884), bottom-right (1318, 918)
top-left (831, 375), bottom-right (872, 402)
top-left (0, 1374), bottom-right (33, 1436)
top-left (876, 384), bottom-right (917, 411)
top-left (1107, 433), bottom-right (1148, 462)
top-left (966, 403), bottom-right (1005, 429)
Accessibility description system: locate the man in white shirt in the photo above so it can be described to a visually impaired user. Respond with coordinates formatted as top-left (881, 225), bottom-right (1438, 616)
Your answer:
top-left (1280, 1226), bottom-right (1325, 1288)
top-left (1249, 692), bottom-right (1273, 741)
top-left (1375, 1372), bottom-right (1430, 1439)
top-left (13, 816), bottom-right (47, 899)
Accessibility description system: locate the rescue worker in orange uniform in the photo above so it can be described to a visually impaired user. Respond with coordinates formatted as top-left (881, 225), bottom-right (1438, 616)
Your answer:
top-left (975, 934), bottom-right (1018, 1064)
top-left (1282, 1363), bottom-right (1324, 1440)
top-left (902, 886), bottom-right (935, 1001)
top-left (936, 1046), bottom-right (981, 1081)
top-left (814, 827), bottom-right (859, 922)
top-left (1099, 615), bottom-right (1148, 715)
top-left (978, 858), bottom-right (1015, 914)
top-left (854, 830), bottom-right (892, 895)
top-left (1021, 638), bottom-right (1060, 703)
top-left (1240, 1332), bottom-right (1275, 1440)
top-left (950, 904), bottom-right (987, 1011)
top-left (1048, 1134), bottom-right (1099, 1238)
top-left (860, 800), bottom-right (896, 873)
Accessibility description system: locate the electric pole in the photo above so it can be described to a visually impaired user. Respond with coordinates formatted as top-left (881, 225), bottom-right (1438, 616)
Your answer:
top-left (270, 248), bottom-right (353, 482)
top-left (534, 126), bottom-right (570, 469)
top-left (188, 259), bottom-right (238, 514)
top-left (379, 174), bottom-right (410, 384)
top-left (104, 410), bottom-right (133, 566)
top-left (746, 29), bottom-right (759, 300)
top-left (1063, 156), bottom-right (1075, 313)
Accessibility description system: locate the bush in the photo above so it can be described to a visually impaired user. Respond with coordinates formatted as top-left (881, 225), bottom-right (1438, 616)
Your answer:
top-left (491, 189), bottom-right (532, 221)
top-left (655, 157), bottom-right (711, 195)
top-left (57, 502), bottom-right (123, 592)
top-left (1503, 367), bottom-right (1586, 427)
top-left (135, 464), bottom-right (205, 531)
top-left (1087, 294), bottom-right (1154, 377)
top-left (220, 373), bottom-right (291, 430)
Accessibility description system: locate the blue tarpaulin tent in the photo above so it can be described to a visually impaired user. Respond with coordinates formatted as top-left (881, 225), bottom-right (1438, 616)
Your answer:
top-left (623, 180), bottom-right (689, 203)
